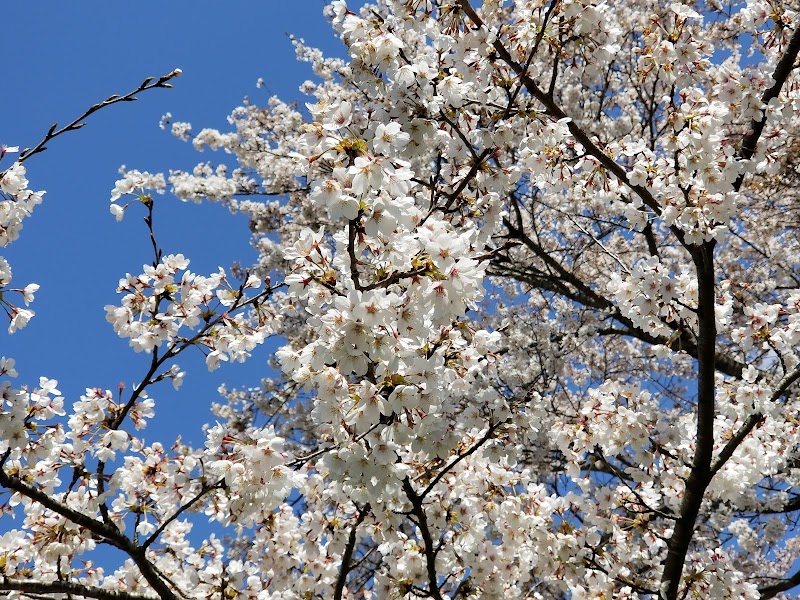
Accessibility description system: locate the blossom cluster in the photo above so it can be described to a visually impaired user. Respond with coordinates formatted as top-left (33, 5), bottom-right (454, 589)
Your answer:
top-left (0, 153), bottom-right (42, 333)
top-left (102, 212), bottom-right (275, 371)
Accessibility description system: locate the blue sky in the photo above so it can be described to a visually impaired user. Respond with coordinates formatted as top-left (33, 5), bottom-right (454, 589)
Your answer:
top-left (2, 2), bottom-right (343, 447)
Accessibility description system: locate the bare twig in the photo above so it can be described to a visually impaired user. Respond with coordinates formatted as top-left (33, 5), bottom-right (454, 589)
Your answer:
top-left (17, 70), bottom-right (182, 165)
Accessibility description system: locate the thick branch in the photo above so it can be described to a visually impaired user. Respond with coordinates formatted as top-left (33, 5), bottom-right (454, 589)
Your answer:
top-left (402, 479), bottom-right (445, 600)
top-left (493, 223), bottom-right (745, 379)
top-left (0, 579), bottom-right (157, 600)
top-left (759, 567), bottom-right (800, 600)
top-left (348, 217), bottom-right (362, 290)
top-left (0, 470), bottom-right (125, 549)
top-left (660, 242), bottom-right (717, 600)
top-left (735, 25), bottom-right (800, 190)
top-left (0, 471), bottom-right (180, 600)
top-left (710, 364), bottom-right (800, 476)
top-left (333, 505), bottom-right (370, 600)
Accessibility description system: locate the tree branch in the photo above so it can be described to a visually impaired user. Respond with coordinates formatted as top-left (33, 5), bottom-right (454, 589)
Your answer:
top-left (457, 0), bottom-right (677, 234)
top-left (660, 242), bottom-right (717, 600)
top-left (735, 25), bottom-right (800, 191)
top-left (333, 504), bottom-right (370, 600)
top-left (710, 364), bottom-right (800, 476)
top-left (16, 70), bottom-right (181, 165)
top-left (0, 471), bottom-right (180, 600)
top-left (402, 478), bottom-right (445, 600)
top-left (495, 218), bottom-right (745, 379)
top-left (0, 579), bottom-right (158, 600)
top-left (421, 421), bottom-right (504, 499)
top-left (142, 478), bottom-right (226, 550)
top-left (759, 567), bottom-right (800, 600)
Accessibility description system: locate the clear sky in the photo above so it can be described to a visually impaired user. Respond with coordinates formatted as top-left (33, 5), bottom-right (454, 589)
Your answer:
top-left (2, 2), bottom-right (343, 447)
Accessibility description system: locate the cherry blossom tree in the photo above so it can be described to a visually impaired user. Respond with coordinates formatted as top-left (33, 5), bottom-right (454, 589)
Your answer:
top-left (2, 0), bottom-right (800, 599)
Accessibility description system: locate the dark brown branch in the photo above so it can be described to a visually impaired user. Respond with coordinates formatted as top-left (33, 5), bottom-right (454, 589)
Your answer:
top-left (496, 219), bottom-right (745, 379)
top-left (643, 222), bottom-right (660, 258)
top-left (439, 109), bottom-right (479, 162)
top-left (759, 567), bottom-right (800, 600)
top-left (710, 364), bottom-right (800, 476)
top-left (443, 148), bottom-right (493, 210)
top-left (710, 412), bottom-right (764, 481)
top-left (501, 216), bottom-right (608, 308)
top-left (402, 478), bottom-right (445, 600)
top-left (0, 471), bottom-right (124, 548)
top-left (660, 242), bottom-right (717, 600)
top-left (769, 363), bottom-right (800, 401)
top-left (142, 478), bottom-right (226, 550)
top-left (348, 217), bottom-right (362, 290)
top-left (333, 504), bottom-right (370, 600)
top-left (421, 421), bottom-right (504, 499)
top-left (530, 1), bottom-right (561, 73)
top-left (735, 25), bottom-right (800, 191)
top-left (0, 579), bottom-right (157, 600)
top-left (0, 470), bottom-right (179, 600)
top-left (16, 70), bottom-right (181, 165)
top-left (547, 20), bottom-right (562, 97)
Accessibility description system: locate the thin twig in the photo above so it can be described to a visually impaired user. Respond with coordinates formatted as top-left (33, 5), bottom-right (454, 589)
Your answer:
top-left (17, 70), bottom-right (182, 164)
